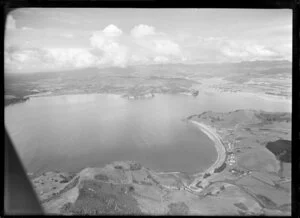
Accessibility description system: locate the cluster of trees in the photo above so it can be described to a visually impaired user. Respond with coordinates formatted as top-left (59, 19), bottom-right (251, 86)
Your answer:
top-left (266, 140), bottom-right (291, 163)
top-left (214, 163), bottom-right (227, 173)
top-left (203, 173), bottom-right (211, 179)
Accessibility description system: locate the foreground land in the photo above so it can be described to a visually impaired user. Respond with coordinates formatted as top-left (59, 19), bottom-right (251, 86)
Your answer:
top-left (30, 109), bottom-right (291, 215)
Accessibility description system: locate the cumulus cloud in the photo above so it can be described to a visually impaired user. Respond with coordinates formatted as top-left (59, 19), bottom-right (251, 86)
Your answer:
top-left (6, 23), bottom-right (186, 72)
top-left (90, 31), bottom-right (105, 48)
top-left (6, 15), bottom-right (16, 30)
top-left (132, 37), bottom-right (183, 64)
top-left (153, 39), bottom-right (181, 56)
top-left (102, 24), bottom-right (123, 37)
top-left (6, 21), bottom-right (290, 73)
top-left (5, 46), bottom-right (99, 72)
top-left (95, 42), bottom-right (128, 67)
top-left (130, 24), bottom-right (183, 61)
top-left (180, 36), bottom-right (290, 64)
top-left (131, 24), bottom-right (156, 38)
top-left (220, 40), bottom-right (280, 61)
top-left (5, 24), bottom-right (129, 72)
top-left (47, 48), bottom-right (98, 68)
top-left (89, 25), bottom-right (128, 67)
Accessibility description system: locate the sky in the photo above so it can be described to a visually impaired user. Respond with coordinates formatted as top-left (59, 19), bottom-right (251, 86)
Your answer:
top-left (5, 8), bottom-right (292, 73)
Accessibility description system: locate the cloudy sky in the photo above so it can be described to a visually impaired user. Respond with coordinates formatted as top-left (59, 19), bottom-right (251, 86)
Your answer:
top-left (5, 8), bottom-right (292, 73)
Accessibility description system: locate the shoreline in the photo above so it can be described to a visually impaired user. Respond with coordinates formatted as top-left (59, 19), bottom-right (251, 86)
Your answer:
top-left (26, 119), bottom-right (227, 180)
top-left (146, 120), bottom-right (227, 177)
top-left (188, 120), bottom-right (227, 188)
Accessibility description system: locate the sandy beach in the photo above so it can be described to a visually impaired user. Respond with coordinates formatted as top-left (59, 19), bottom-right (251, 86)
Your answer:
top-left (188, 120), bottom-right (227, 189)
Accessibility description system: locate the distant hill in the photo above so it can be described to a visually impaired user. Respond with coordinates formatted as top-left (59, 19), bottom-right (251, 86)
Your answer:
top-left (4, 60), bottom-right (291, 100)
top-left (5, 60), bottom-right (291, 77)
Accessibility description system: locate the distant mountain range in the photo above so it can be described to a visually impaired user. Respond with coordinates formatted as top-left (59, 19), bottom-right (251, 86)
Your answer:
top-left (5, 60), bottom-right (292, 76)
top-left (4, 60), bottom-right (292, 102)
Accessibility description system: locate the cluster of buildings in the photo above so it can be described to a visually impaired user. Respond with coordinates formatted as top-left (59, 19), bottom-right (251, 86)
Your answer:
top-left (227, 154), bottom-right (236, 166)
top-left (226, 142), bottom-right (236, 166)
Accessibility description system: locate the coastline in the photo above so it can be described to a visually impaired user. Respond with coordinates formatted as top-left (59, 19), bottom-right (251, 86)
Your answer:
top-left (149, 120), bottom-right (227, 192)
top-left (189, 120), bottom-right (227, 177)
top-left (26, 119), bottom-right (227, 181)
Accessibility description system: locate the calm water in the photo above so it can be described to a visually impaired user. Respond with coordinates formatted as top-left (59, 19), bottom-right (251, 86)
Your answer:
top-left (5, 92), bottom-right (291, 175)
